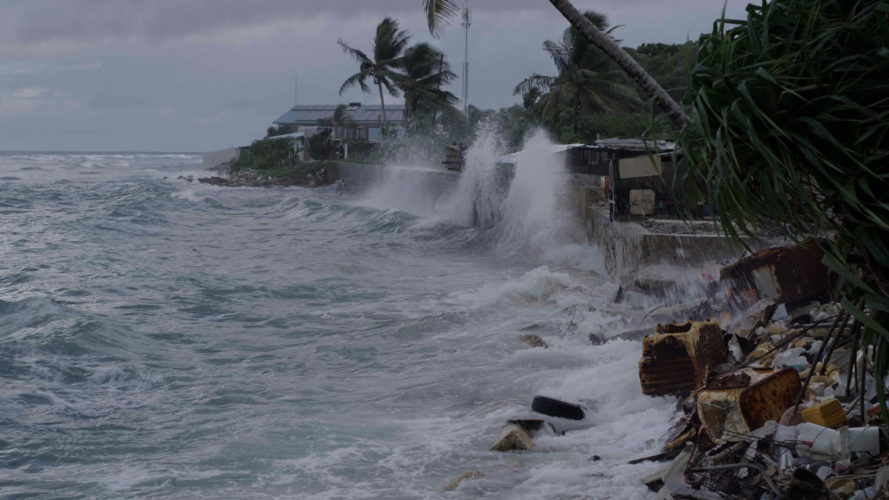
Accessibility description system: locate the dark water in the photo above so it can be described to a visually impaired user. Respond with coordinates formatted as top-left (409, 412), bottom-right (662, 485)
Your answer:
top-left (0, 152), bottom-right (677, 499)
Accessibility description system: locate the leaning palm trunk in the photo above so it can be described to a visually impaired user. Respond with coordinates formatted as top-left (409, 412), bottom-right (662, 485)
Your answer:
top-left (548, 0), bottom-right (689, 128)
top-left (376, 82), bottom-right (388, 131)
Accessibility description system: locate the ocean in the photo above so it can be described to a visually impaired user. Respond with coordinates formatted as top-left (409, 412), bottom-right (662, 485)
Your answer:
top-left (0, 134), bottom-right (682, 498)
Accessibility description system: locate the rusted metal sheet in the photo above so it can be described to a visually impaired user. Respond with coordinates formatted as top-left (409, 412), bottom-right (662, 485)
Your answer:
top-left (720, 242), bottom-right (832, 305)
top-left (639, 321), bottom-right (726, 396)
top-left (697, 368), bottom-right (801, 442)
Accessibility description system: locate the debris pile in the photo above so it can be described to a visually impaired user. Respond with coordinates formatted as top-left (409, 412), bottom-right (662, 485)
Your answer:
top-left (635, 243), bottom-right (889, 499)
top-left (453, 241), bottom-right (887, 497)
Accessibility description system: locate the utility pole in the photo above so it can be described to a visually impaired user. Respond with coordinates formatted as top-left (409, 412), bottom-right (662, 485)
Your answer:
top-left (461, 0), bottom-right (471, 115)
top-left (294, 72), bottom-right (298, 107)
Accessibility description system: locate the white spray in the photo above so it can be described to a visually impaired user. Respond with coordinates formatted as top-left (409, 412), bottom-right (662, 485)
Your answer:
top-left (443, 123), bottom-right (506, 227)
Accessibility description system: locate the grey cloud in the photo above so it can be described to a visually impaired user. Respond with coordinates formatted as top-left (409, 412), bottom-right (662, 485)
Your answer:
top-left (3, 0), bottom-right (561, 45)
top-left (88, 93), bottom-right (145, 110)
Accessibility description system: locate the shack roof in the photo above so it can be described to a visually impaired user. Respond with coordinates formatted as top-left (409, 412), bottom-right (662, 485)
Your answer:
top-left (273, 104), bottom-right (406, 126)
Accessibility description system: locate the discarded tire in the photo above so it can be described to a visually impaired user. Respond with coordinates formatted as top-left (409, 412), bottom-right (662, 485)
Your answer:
top-left (531, 396), bottom-right (585, 420)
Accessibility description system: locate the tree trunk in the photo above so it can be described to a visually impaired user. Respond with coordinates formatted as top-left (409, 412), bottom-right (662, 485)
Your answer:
top-left (377, 82), bottom-right (389, 134)
top-left (548, 0), bottom-right (690, 129)
top-left (573, 97), bottom-right (579, 135)
top-left (431, 53), bottom-right (445, 129)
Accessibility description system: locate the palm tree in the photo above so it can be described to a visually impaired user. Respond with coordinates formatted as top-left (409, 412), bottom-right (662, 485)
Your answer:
top-left (317, 104), bottom-right (356, 138)
top-left (338, 18), bottom-right (410, 128)
top-left (514, 14), bottom-right (639, 135)
top-left (393, 43), bottom-right (458, 126)
top-left (421, 0), bottom-right (688, 127)
top-left (547, 0), bottom-right (688, 127)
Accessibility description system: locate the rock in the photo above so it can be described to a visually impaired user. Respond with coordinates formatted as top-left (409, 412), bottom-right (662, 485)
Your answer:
top-left (489, 424), bottom-right (533, 452)
top-left (506, 419), bottom-right (546, 433)
top-left (615, 328), bottom-right (649, 342)
top-left (588, 333), bottom-right (606, 345)
top-left (443, 470), bottom-right (485, 491)
top-left (632, 277), bottom-right (679, 298)
top-left (515, 334), bottom-right (547, 349)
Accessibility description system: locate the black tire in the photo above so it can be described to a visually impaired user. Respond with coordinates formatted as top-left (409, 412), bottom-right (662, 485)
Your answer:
top-left (531, 395), bottom-right (585, 421)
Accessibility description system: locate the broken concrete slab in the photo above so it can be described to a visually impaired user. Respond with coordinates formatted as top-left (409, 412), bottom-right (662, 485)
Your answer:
top-left (639, 320), bottom-right (726, 397)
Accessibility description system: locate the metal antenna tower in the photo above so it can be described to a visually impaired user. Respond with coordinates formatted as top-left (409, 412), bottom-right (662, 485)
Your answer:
top-left (461, 0), bottom-right (470, 115)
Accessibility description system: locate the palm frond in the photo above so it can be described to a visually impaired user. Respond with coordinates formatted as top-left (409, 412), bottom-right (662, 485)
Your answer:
top-left (543, 40), bottom-right (570, 74)
top-left (338, 39), bottom-right (371, 64)
top-left (339, 72), bottom-right (370, 95)
top-left (513, 74), bottom-right (556, 95)
top-left (424, 0), bottom-right (460, 38)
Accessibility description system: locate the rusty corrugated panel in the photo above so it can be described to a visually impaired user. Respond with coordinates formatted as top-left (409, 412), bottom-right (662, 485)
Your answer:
top-left (739, 368), bottom-right (801, 430)
top-left (697, 368), bottom-right (801, 442)
top-left (720, 242), bottom-right (832, 305)
top-left (639, 321), bottom-right (726, 397)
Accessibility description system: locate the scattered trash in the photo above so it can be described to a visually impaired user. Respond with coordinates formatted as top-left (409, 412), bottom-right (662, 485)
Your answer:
top-left (625, 244), bottom-right (886, 497)
top-left (493, 242), bottom-right (883, 497)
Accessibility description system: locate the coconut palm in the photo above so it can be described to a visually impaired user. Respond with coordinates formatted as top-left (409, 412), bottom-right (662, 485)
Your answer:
top-left (546, 0), bottom-right (688, 127)
top-left (338, 18), bottom-right (410, 127)
top-left (422, 0), bottom-right (688, 127)
top-left (393, 43), bottom-right (457, 126)
top-left (514, 13), bottom-right (639, 135)
top-left (317, 104), bottom-right (356, 138)
top-left (318, 104), bottom-right (355, 128)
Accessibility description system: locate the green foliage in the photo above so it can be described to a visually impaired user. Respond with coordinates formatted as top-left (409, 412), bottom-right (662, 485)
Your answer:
top-left (259, 162), bottom-right (336, 182)
top-left (626, 42), bottom-right (698, 103)
top-left (395, 42), bottom-right (457, 125)
top-left (677, 0), bottom-right (889, 416)
top-left (574, 106), bottom-right (673, 143)
top-left (338, 17), bottom-right (410, 127)
top-left (317, 105), bottom-right (355, 129)
top-left (266, 124), bottom-right (295, 138)
top-left (308, 130), bottom-right (333, 160)
top-left (514, 11), bottom-right (639, 135)
top-left (232, 138), bottom-right (297, 171)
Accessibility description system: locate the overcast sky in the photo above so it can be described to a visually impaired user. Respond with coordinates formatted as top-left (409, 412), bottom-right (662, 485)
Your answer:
top-left (0, 0), bottom-right (751, 152)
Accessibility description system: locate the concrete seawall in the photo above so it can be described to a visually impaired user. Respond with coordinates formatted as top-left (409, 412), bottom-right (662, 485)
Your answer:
top-left (334, 162), bottom-right (461, 197)
top-left (333, 162), bottom-right (772, 281)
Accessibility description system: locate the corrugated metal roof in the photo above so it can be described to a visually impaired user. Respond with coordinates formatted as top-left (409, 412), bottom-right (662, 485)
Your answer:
top-left (274, 104), bottom-right (406, 125)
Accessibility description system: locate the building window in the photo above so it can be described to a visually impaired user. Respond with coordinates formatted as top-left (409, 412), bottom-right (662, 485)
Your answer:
top-left (369, 127), bottom-right (382, 140)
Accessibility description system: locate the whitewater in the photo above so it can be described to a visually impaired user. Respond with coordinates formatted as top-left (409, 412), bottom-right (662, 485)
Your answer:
top-left (0, 134), bottom-right (682, 498)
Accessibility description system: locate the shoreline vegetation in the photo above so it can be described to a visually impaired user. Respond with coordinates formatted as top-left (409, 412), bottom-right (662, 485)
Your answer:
top-left (198, 161), bottom-right (340, 188)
